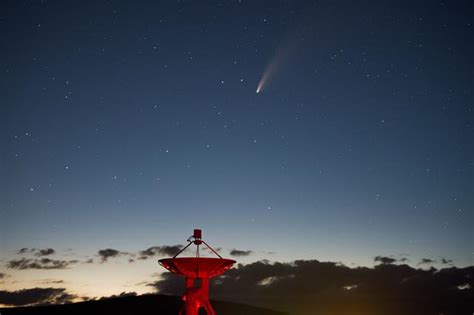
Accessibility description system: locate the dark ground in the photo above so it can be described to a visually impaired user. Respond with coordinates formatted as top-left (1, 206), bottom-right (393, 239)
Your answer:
top-left (0, 294), bottom-right (288, 315)
top-left (1, 290), bottom-right (474, 315)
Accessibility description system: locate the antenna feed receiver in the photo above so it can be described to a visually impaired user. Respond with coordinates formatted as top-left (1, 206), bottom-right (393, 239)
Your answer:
top-left (192, 229), bottom-right (202, 245)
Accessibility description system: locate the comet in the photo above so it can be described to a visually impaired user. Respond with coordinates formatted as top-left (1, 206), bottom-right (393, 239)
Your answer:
top-left (256, 70), bottom-right (270, 93)
top-left (255, 5), bottom-right (316, 94)
top-left (255, 51), bottom-right (280, 94)
top-left (255, 37), bottom-right (298, 94)
top-left (256, 56), bottom-right (279, 93)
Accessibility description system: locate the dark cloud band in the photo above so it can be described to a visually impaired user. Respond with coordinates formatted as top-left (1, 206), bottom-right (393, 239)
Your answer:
top-left (151, 259), bottom-right (474, 314)
top-left (6, 258), bottom-right (78, 270)
top-left (0, 287), bottom-right (76, 306)
top-left (229, 249), bottom-right (253, 257)
top-left (138, 245), bottom-right (183, 260)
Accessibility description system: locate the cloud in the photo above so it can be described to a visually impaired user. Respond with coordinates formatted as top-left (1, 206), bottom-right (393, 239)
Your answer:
top-left (138, 245), bottom-right (183, 260)
top-left (41, 280), bottom-right (65, 284)
top-left (441, 257), bottom-right (453, 264)
top-left (17, 248), bottom-right (56, 256)
top-left (35, 248), bottom-right (55, 256)
top-left (0, 273), bottom-right (8, 279)
top-left (374, 256), bottom-right (397, 264)
top-left (6, 258), bottom-right (78, 270)
top-left (98, 249), bottom-right (121, 262)
top-left (0, 287), bottom-right (76, 306)
top-left (418, 258), bottom-right (436, 265)
top-left (229, 249), bottom-right (253, 257)
top-left (18, 248), bottom-right (34, 254)
top-left (151, 259), bottom-right (474, 315)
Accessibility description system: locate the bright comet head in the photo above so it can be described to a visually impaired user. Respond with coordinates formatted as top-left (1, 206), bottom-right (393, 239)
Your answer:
top-left (256, 80), bottom-right (264, 94)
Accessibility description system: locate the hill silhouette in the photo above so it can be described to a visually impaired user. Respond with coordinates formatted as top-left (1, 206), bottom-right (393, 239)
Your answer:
top-left (0, 293), bottom-right (287, 315)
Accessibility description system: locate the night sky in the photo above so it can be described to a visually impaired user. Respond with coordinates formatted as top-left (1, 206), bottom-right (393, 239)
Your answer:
top-left (1, 0), bottom-right (473, 303)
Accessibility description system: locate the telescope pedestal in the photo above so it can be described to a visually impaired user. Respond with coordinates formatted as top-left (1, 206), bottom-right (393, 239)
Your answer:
top-left (180, 277), bottom-right (215, 315)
